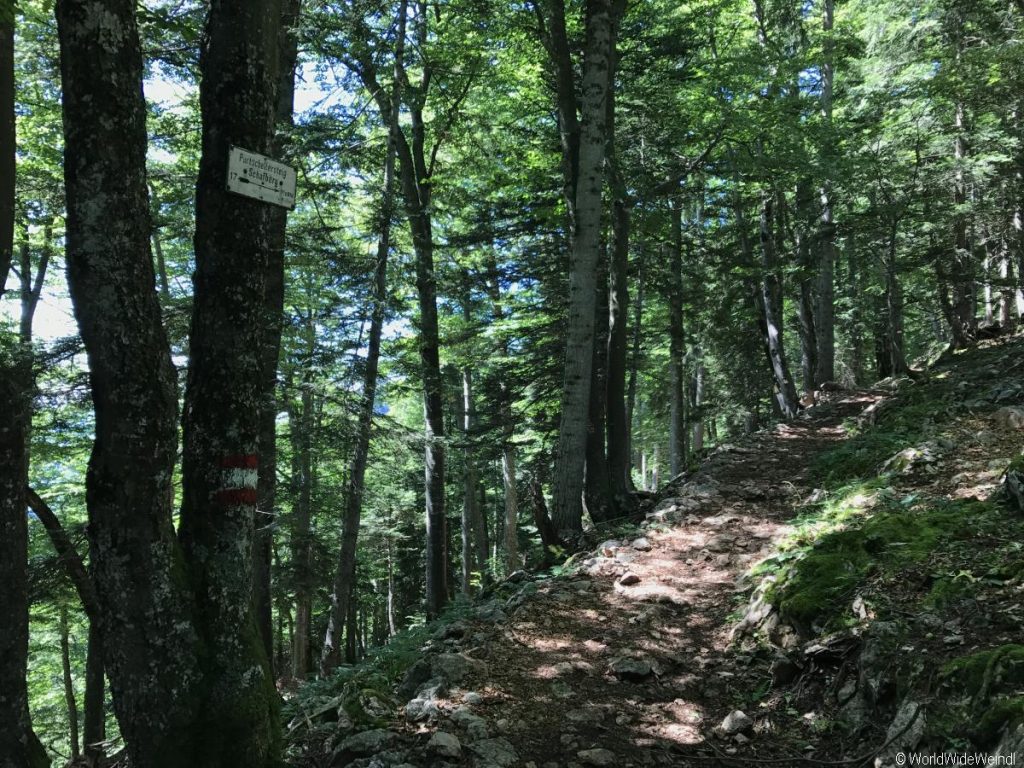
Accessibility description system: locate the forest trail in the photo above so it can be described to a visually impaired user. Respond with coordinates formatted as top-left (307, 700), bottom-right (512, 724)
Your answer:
top-left (448, 395), bottom-right (883, 767)
top-left (352, 391), bottom-right (890, 768)
top-left (319, 335), bottom-right (1024, 768)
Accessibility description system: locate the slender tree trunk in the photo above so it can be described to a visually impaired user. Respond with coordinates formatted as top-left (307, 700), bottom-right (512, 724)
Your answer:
top-left (795, 181), bottom-right (818, 393)
top-left (758, 192), bottom-right (800, 418)
top-left (321, 138), bottom-right (393, 674)
top-left (255, 0), bottom-right (302, 675)
top-left (626, 239), bottom-right (644, 471)
top-left (290, 379), bottom-right (314, 678)
top-left (83, 621), bottom-right (105, 767)
top-left (462, 367), bottom-right (487, 586)
top-left (691, 346), bottom-right (705, 454)
top-left (604, 23), bottom-right (634, 510)
top-left (59, 605), bottom-right (82, 761)
top-left (668, 204), bottom-right (688, 476)
top-left (0, 7), bottom-right (48, 763)
top-left (484, 251), bottom-right (520, 573)
top-left (814, 0), bottom-right (837, 384)
top-left (550, 0), bottom-right (620, 534)
top-left (177, 0), bottom-right (284, 761)
top-left (585, 250), bottom-right (617, 523)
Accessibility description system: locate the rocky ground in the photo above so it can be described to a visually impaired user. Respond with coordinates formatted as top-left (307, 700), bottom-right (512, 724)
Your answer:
top-left (292, 335), bottom-right (1024, 768)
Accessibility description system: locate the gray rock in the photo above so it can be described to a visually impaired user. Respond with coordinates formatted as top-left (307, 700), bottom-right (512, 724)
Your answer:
top-left (876, 699), bottom-right (926, 766)
top-left (462, 691), bottom-right (483, 705)
top-left (618, 572), bottom-right (641, 586)
top-left (336, 729), bottom-right (395, 756)
top-left (404, 695), bottom-right (440, 723)
top-left (615, 551), bottom-right (637, 565)
top-left (428, 732), bottom-right (462, 759)
top-left (995, 406), bottom-right (1024, 431)
top-left (451, 705), bottom-right (489, 741)
top-left (631, 537), bottom-right (652, 551)
top-left (432, 653), bottom-right (484, 686)
top-left (718, 710), bottom-right (753, 736)
top-left (578, 748), bottom-right (617, 766)
top-left (610, 656), bottom-right (652, 680)
top-left (398, 659), bottom-right (433, 700)
top-left (991, 721), bottom-right (1024, 760)
top-left (469, 737), bottom-right (519, 767)
top-left (475, 602), bottom-right (507, 623)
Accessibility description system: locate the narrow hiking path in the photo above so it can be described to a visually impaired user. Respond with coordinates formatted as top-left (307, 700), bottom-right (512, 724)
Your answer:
top-left (386, 391), bottom-right (887, 768)
top-left (315, 335), bottom-right (1024, 768)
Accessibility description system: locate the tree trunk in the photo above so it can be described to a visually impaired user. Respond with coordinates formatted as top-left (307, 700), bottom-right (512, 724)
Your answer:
top-left (290, 378), bottom-right (314, 679)
top-left (691, 346), bottom-right (705, 454)
top-left (550, 0), bottom-right (620, 534)
top-left (177, 0), bottom-right (284, 761)
top-left (585, 250), bottom-right (617, 523)
top-left (83, 621), bottom-right (105, 767)
top-left (321, 137), bottom-right (393, 675)
top-left (254, 0), bottom-right (302, 675)
top-left (56, 1), bottom-right (207, 763)
top-left (814, 0), bottom-right (837, 385)
top-left (60, 605), bottom-right (82, 761)
top-left (0, 7), bottom-right (48, 764)
top-left (626, 239), bottom-right (644, 472)
top-left (604, 21), bottom-right (634, 511)
top-left (462, 367), bottom-right (488, 587)
top-left (795, 180), bottom-right (818, 393)
top-left (758, 192), bottom-right (800, 418)
top-left (668, 204), bottom-right (688, 476)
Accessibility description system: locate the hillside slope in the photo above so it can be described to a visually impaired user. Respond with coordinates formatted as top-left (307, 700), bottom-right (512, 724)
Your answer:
top-left (292, 335), bottom-right (1024, 768)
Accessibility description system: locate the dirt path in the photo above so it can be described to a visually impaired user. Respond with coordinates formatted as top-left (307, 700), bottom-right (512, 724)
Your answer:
top-left (421, 393), bottom-right (884, 768)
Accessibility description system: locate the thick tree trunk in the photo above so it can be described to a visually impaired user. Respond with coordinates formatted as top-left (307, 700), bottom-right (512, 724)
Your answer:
top-left (550, 0), bottom-right (619, 534)
top-left (177, 0), bottom-right (283, 761)
top-left (56, 2), bottom-right (207, 764)
top-left (255, 0), bottom-right (302, 674)
top-left (758, 193), bottom-right (800, 418)
top-left (322, 139), bottom-right (393, 675)
top-left (462, 367), bottom-right (488, 586)
top-left (668, 204), bottom-right (688, 476)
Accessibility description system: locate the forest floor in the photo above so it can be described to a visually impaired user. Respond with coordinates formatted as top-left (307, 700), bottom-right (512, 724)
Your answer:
top-left (301, 333), bottom-right (1024, 768)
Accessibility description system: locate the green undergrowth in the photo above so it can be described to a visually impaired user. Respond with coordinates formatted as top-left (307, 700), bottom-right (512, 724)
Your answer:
top-left (763, 495), bottom-right (994, 631)
top-left (935, 645), bottom-right (1024, 745)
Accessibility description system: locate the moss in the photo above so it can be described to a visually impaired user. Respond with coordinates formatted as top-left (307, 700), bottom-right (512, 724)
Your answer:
top-left (924, 576), bottom-right (972, 608)
top-left (772, 502), bottom-right (977, 630)
top-left (938, 647), bottom-right (1024, 746)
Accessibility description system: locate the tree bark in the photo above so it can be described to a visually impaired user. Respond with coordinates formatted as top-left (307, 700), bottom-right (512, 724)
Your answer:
top-left (550, 0), bottom-right (620, 534)
top-left (177, 0), bottom-right (283, 761)
top-left (626, 240), bottom-right (644, 473)
top-left (56, 1), bottom-right (205, 763)
top-left (83, 621), bottom-right (105, 767)
top-left (795, 180), bottom-right (819, 393)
